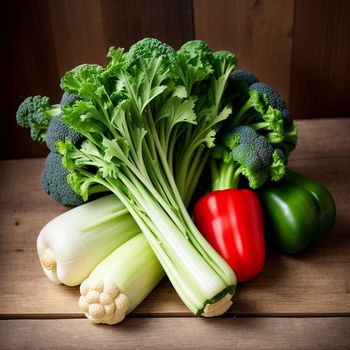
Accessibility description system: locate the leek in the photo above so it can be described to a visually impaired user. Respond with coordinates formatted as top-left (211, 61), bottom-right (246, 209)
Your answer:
top-left (37, 194), bottom-right (140, 286)
top-left (79, 234), bottom-right (164, 324)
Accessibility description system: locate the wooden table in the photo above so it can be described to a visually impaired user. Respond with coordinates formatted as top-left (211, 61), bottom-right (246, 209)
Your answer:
top-left (0, 118), bottom-right (349, 349)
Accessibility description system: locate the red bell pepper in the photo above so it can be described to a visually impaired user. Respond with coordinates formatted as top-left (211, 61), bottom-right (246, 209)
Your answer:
top-left (193, 189), bottom-right (265, 282)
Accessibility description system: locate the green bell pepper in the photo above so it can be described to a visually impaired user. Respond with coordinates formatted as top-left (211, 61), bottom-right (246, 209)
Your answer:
top-left (257, 169), bottom-right (336, 254)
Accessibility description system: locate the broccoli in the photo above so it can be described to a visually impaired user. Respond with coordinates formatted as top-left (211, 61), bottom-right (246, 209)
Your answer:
top-left (16, 95), bottom-right (61, 142)
top-left (231, 70), bottom-right (259, 85)
top-left (46, 113), bottom-right (85, 152)
top-left (211, 126), bottom-right (287, 190)
top-left (233, 89), bottom-right (266, 125)
top-left (222, 70), bottom-right (258, 109)
top-left (226, 79), bottom-right (298, 156)
top-left (41, 152), bottom-right (84, 206)
top-left (46, 92), bottom-right (85, 152)
top-left (270, 148), bottom-right (287, 181)
top-left (41, 152), bottom-right (108, 206)
top-left (60, 91), bottom-right (82, 105)
top-left (249, 82), bottom-right (292, 127)
top-left (16, 92), bottom-right (92, 206)
top-left (222, 76), bottom-right (250, 111)
top-left (250, 106), bottom-right (284, 143)
top-left (44, 92), bottom-right (90, 204)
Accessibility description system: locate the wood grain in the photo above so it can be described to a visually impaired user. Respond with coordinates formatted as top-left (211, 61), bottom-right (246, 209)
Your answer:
top-left (101, 0), bottom-right (194, 51)
top-left (290, 0), bottom-right (350, 118)
top-left (0, 318), bottom-right (349, 350)
top-left (1, 0), bottom-right (59, 159)
top-left (1, 0), bottom-right (194, 159)
top-left (290, 119), bottom-right (350, 160)
top-left (0, 119), bottom-right (349, 317)
top-left (3, 0), bottom-right (350, 159)
top-left (48, 0), bottom-right (109, 77)
top-left (193, 0), bottom-right (295, 103)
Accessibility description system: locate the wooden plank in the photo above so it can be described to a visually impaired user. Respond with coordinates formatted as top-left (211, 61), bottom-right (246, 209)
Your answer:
top-left (0, 119), bottom-right (349, 317)
top-left (100, 0), bottom-right (194, 50)
top-left (48, 0), bottom-right (109, 77)
top-left (1, 0), bottom-right (59, 159)
top-left (193, 0), bottom-right (294, 103)
top-left (290, 0), bottom-right (350, 118)
top-left (290, 118), bottom-right (350, 160)
top-left (0, 318), bottom-right (349, 350)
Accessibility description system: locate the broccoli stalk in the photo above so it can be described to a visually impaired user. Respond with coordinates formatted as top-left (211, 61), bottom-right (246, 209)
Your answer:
top-left (250, 106), bottom-right (284, 143)
top-left (16, 95), bottom-right (61, 142)
top-left (233, 90), bottom-right (265, 126)
top-left (211, 126), bottom-right (287, 191)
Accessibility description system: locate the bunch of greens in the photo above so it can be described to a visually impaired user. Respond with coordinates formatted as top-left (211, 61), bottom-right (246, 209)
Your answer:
top-left (56, 38), bottom-right (237, 316)
top-left (16, 38), bottom-right (299, 320)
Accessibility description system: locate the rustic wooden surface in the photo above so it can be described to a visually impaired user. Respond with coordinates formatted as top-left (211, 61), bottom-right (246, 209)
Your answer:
top-left (0, 118), bottom-right (349, 348)
top-left (0, 318), bottom-right (349, 350)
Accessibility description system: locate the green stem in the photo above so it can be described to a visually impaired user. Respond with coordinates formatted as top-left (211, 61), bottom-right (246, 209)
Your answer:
top-left (184, 151), bottom-right (210, 208)
top-left (211, 161), bottom-right (236, 191)
top-left (181, 146), bottom-right (206, 207)
top-left (87, 184), bottom-right (109, 196)
top-left (167, 123), bottom-right (181, 174)
top-left (250, 121), bottom-right (268, 132)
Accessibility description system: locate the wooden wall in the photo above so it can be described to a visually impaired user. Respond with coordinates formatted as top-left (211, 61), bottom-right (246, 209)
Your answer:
top-left (1, 0), bottom-right (349, 159)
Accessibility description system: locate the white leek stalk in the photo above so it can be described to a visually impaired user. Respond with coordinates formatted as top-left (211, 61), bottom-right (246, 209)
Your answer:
top-left (37, 194), bottom-right (140, 286)
top-left (79, 234), bottom-right (164, 325)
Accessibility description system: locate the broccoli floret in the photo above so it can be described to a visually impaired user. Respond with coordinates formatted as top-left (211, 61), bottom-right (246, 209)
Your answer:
top-left (249, 82), bottom-right (292, 127)
top-left (270, 148), bottom-right (287, 181)
top-left (227, 79), bottom-right (297, 156)
top-left (222, 75), bottom-right (250, 110)
top-left (211, 125), bottom-right (277, 190)
top-left (16, 93), bottom-right (106, 206)
top-left (16, 95), bottom-right (61, 142)
top-left (232, 127), bottom-right (273, 169)
top-left (41, 152), bottom-right (108, 206)
top-left (46, 113), bottom-right (84, 152)
top-left (250, 106), bottom-right (284, 143)
top-left (46, 92), bottom-right (85, 152)
top-left (41, 152), bottom-right (84, 206)
top-left (233, 89), bottom-right (266, 125)
top-left (231, 70), bottom-right (259, 85)
top-left (60, 91), bottom-right (82, 106)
